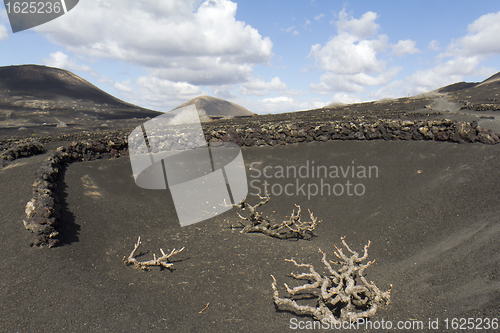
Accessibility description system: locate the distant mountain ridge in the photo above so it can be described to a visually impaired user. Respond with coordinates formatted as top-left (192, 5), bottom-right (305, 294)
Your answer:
top-left (0, 64), bottom-right (161, 124)
top-left (477, 71), bottom-right (500, 86)
top-left (171, 95), bottom-right (255, 120)
top-left (0, 64), bottom-right (118, 102)
top-left (437, 70), bottom-right (500, 93)
top-left (1, 64), bottom-right (498, 133)
top-left (0, 65), bottom-right (255, 127)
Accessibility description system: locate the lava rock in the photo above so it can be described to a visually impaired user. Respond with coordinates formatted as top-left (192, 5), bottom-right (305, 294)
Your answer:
top-left (477, 132), bottom-right (500, 144)
top-left (435, 131), bottom-right (449, 141)
top-left (456, 121), bottom-right (477, 142)
top-left (411, 130), bottom-right (424, 140)
top-left (449, 131), bottom-right (466, 143)
top-left (399, 132), bottom-right (412, 140)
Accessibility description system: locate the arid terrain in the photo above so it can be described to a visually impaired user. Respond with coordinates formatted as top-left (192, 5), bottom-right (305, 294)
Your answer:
top-left (0, 65), bottom-right (499, 332)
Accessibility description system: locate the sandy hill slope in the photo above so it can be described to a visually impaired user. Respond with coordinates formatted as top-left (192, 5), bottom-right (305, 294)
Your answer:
top-left (171, 95), bottom-right (254, 120)
top-left (437, 70), bottom-right (500, 93)
top-left (445, 71), bottom-right (500, 108)
top-left (0, 65), bottom-right (161, 126)
top-left (477, 71), bottom-right (500, 86)
top-left (436, 81), bottom-right (478, 93)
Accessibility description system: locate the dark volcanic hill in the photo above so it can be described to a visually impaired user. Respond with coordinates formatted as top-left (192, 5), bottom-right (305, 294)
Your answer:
top-left (0, 65), bottom-right (161, 128)
top-left (437, 70), bottom-right (500, 96)
top-left (439, 71), bottom-right (500, 111)
top-left (480, 71), bottom-right (500, 85)
top-left (171, 95), bottom-right (255, 120)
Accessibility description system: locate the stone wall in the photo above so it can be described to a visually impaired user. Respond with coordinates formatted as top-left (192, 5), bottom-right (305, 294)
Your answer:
top-left (204, 119), bottom-right (500, 145)
top-left (23, 136), bottom-right (128, 247)
top-left (6, 118), bottom-right (499, 247)
top-left (1, 140), bottom-right (44, 162)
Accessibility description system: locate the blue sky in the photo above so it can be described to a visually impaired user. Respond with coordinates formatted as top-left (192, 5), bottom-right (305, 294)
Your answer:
top-left (1, 0), bottom-right (500, 113)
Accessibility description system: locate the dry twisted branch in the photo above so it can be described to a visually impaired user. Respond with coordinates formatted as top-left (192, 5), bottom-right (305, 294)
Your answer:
top-left (123, 236), bottom-right (185, 270)
top-left (271, 237), bottom-right (391, 324)
top-left (230, 183), bottom-right (321, 239)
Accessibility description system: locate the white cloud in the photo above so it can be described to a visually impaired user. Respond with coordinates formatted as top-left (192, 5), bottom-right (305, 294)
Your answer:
top-left (314, 13), bottom-right (324, 21)
top-left (0, 8), bottom-right (8, 40)
top-left (304, 19), bottom-right (311, 31)
top-left (0, 25), bottom-right (8, 40)
top-left (211, 84), bottom-right (237, 99)
top-left (449, 11), bottom-right (500, 56)
top-left (336, 9), bottom-right (380, 39)
top-left (239, 96), bottom-right (325, 114)
top-left (134, 76), bottom-right (203, 111)
top-left (428, 40), bottom-right (440, 51)
top-left (368, 80), bottom-right (405, 100)
top-left (438, 11), bottom-right (500, 80)
top-left (391, 39), bottom-right (420, 56)
top-left (327, 92), bottom-right (362, 105)
top-left (310, 67), bottom-right (400, 95)
top-left (147, 61), bottom-right (254, 86)
top-left (282, 25), bottom-right (299, 35)
top-left (309, 32), bottom-right (388, 75)
top-left (370, 58), bottom-right (495, 100)
top-left (44, 51), bottom-right (148, 103)
top-left (36, 0), bottom-right (273, 86)
top-left (114, 79), bottom-right (134, 93)
top-left (239, 77), bottom-right (288, 96)
top-left (392, 11), bottom-right (500, 96)
top-left (407, 59), bottom-right (494, 93)
top-left (308, 9), bottom-right (399, 96)
top-left (44, 51), bottom-right (95, 74)
top-left (308, 9), bottom-right (500, 101)
top-left (261, 96), bottom-right (294, 104)
top-left (437, 55), bottom-right (491, 76)
top-left (433, 11), bottom-right (500, 83)
top-left (410, 70), bottom-right (462, 93)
